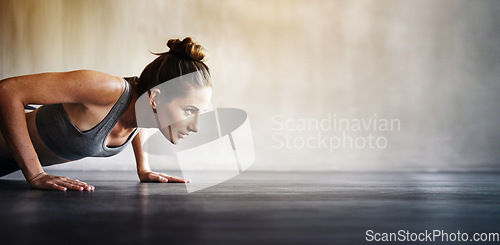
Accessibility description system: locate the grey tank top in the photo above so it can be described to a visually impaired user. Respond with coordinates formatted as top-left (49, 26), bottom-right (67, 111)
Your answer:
top-left (36, 78), bottom-right (138, 161)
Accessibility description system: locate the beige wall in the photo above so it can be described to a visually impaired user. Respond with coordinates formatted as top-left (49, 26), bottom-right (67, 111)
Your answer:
top-left (1, 0), bottom-right (499, 171)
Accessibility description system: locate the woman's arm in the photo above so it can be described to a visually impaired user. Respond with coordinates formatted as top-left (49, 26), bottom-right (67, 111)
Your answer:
top-left (131, 129), bottom-right (190, 183)
top-left (132, 129), bottom-right (152, 178)
top-left (0, 70), bottom-right (124, 191)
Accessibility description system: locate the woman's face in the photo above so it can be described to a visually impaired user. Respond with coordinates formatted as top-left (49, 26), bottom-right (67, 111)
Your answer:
top-left (155, 86), bottom-right (212, 144)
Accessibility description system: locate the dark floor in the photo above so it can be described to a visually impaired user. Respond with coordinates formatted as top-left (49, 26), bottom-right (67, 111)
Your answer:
top-left (0, 170), bottom-right (500, 245)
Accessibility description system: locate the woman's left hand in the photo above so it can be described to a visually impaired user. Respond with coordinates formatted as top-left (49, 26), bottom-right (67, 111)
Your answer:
top-left (139, 171), bottom-right (191, 183)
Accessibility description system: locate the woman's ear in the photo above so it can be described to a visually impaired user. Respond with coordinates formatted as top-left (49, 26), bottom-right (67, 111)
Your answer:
top-left (149, 88), bottom-right (161, 110)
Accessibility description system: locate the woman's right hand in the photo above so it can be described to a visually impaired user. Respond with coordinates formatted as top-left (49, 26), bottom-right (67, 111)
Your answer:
top-left (28, 172), bottom-right (94, 191)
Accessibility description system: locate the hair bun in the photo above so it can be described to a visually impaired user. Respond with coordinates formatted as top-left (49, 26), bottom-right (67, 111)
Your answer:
top-left (167, 37), bottom-right (206, 61)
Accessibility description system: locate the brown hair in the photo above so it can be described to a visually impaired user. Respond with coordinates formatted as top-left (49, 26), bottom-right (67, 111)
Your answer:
top-left (133, 37), bottom-right (212, 98)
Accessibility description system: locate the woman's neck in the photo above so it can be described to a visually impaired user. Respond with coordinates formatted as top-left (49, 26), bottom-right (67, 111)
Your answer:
top-left (119, 91), bottom-right (139, 129)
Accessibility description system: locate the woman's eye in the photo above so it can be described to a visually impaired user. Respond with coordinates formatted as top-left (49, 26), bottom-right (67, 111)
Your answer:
top-left (185, 109), bottom-right (195, 115)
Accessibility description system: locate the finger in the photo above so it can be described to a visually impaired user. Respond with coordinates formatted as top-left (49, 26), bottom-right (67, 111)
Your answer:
top-left (62, 177), bottom-right (94, 191)
top-left (62, 182), bottom-right (84, 191)
top-left (145, 172), bottom-right (167, 183)
top-left (49, 183), bottom-right (67, 191)
top-left (70, 179), bottom-right (94, 191)
top-left (152, 174), bottom-right (168, 183)
top-left (169, 176), bottom-right (190, 183)
top-left (58, 178), bottom-right (86, 191)
top-left (67, 179), bottom-right (86, 187)
top-left (161, 174), bottom-right (190, 183)
top-left (78, 181), bottom-right (95, 191)
top-left (56, 179), bottom-right (85, 191)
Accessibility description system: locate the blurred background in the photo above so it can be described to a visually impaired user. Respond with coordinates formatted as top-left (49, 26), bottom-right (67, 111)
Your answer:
top-left (1, 0), bottom-right (499, 172)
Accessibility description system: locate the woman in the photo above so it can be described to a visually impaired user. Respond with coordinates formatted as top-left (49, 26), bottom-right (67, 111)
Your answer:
top-left (0, 37), bottom-right (212, 191)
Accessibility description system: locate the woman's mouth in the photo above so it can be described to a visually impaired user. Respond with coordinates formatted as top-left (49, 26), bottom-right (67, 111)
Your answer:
top-left (177, 132), bottom-right (188, 139)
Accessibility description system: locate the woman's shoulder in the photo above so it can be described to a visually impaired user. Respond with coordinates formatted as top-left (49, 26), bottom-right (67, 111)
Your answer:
top-left (68, 70), bottom-right (125, 107)
top-left (71, 70), bottom-right (124, 92)
top-left (0, 69), bottom-right (125, 108)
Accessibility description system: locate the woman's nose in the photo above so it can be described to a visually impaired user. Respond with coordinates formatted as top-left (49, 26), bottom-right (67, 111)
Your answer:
top-left (188, 115), bottom-right (199, 133)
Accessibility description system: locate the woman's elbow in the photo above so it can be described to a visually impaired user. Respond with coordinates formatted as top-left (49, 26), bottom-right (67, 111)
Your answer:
top-left (0, 78), bottom-right (22, 105)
